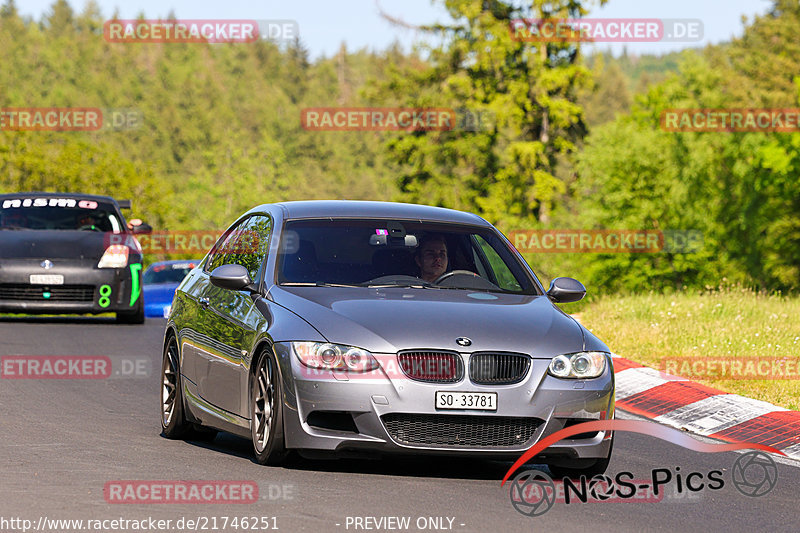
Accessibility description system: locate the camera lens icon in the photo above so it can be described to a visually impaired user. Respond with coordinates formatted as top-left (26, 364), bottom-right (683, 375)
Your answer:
top-left (732, 451), bottom-right (778, 497)
top-left (509, 469), bottom-right (556, 517)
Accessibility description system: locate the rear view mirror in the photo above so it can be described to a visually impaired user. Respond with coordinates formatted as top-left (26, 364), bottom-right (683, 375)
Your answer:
top-left (369, 232), bottom-right (417, 248)
top-left (547, 277), bottom-right (586, 303)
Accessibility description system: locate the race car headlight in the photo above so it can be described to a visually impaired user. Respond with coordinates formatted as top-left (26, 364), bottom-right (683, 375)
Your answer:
top-left (97, 245), bottom-right (129, 268)
top-left (292, 342), bottom-right (379, 372)
top-left (548, 352), bottom-right (607, 379)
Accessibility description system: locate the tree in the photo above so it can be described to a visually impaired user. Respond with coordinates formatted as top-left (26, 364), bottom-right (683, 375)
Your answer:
top-left (43, 0), bottom-right (74, 35)
top-left (0, 0), bottom-right (18, 19)
top-left (572, 0), bottom-right (800, 292)
top-left (375, 0), bottom-right (605, 227)
top-left (579, 53), bottom-right (632, 128)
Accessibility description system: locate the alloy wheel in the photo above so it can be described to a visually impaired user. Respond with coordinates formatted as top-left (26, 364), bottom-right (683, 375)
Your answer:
top-left (161, 341), bottom-right (179, 427)
top-left (253, 356), bottom-right (275, 452)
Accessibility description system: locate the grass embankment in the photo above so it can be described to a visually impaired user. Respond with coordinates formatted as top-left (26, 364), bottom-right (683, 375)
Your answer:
top-left (576, 287), bottom-right (800, 410)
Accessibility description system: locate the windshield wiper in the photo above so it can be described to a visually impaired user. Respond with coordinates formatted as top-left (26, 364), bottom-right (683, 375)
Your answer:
top-left (360, 280), bottom-right (436, 289)
top-left (0, 225), bottom-right (28, 230)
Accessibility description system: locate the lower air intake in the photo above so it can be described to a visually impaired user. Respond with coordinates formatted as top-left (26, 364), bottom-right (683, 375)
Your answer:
top-left (381, 413), bottom-right (542, 448)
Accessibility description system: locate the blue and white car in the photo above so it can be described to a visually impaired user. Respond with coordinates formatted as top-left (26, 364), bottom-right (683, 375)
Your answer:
top-left (142, 260), bottom-right (199, 318)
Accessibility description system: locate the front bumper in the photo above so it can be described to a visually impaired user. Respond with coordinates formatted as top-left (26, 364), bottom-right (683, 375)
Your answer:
top-left (0, 259), bottom-right (143, 314)
top-left (274, 343), bottom-right (615, 461)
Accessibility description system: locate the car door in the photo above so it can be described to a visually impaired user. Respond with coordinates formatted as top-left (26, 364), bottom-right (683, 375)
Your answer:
top-left (190, 214), bottom-right (272, 417)
top-left (178, 221), bottom-right (244, 405)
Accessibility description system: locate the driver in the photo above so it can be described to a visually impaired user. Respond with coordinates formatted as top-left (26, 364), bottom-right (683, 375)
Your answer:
top-left (77, 214), bottom-right (97, 229)
top-left (415, 234), bottom-right (449, 283)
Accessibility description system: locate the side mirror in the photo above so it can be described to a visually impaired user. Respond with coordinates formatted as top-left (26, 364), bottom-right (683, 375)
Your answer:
top-left (128, 219), bottom-right (152, 234)
top-left (210, 264), bottom-right (257, 293)
top-left (547, 277), bottom-right (586, 303)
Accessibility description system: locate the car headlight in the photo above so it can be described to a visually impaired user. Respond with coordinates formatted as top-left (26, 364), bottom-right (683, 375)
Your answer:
top-left (97, 244), bottom-right (129, 268)
top-left (292, 342), bottom-right (379, 373)
top-left (548, 352), bottom-right (607, 379)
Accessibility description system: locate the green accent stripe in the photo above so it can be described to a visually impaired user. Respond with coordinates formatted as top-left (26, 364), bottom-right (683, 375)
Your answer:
top-left (129, 263), bottom-right (142, 307)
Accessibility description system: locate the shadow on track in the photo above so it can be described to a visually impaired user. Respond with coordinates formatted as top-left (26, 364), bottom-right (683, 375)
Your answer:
top-left (169, 431), bottom-right (518, 480)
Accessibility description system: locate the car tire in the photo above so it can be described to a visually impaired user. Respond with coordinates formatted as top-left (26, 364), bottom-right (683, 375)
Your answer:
top-left (250, 348), bottom-right (288, 465)
top-left (161, 335), bottom-right (191, 438)
top-left (117, 302), bottom-right (145, 324)
top-left (547, 438), bottom-right (614, 479)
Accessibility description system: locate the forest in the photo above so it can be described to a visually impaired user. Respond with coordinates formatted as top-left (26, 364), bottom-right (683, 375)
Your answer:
top-left (1, 0), bottom-right (798, 294)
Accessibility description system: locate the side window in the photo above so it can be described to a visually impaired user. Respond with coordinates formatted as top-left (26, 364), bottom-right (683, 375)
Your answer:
top-left (471, 247), bottom-right (489, 279)
top-left (204, 214), bottom-right (272, 281)
top-left (227, 215), bottom-right (272, 281)
top-left (204, 222), bottom-right (245, 274)
top-left (474, 235), bottom-right (521, 292)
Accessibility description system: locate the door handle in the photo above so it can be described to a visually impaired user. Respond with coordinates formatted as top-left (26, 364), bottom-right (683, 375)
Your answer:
top-left (199, 297), bottom-right (210, 309)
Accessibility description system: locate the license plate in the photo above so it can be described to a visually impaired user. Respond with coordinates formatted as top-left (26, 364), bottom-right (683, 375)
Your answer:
top-left (29, 274), bottom-right (64, 285)
top-left (435, 391), bottom-right (497, 411)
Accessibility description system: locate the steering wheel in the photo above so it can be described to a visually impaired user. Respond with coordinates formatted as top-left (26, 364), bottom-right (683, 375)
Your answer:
top-left (77, 224), bottom-right (100, 232)
top-left (433, 270), bottom-right (479, 284)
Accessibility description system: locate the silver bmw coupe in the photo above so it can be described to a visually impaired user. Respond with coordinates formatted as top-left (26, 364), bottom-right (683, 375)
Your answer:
top-left (160, 201), bottom-right (614, 477)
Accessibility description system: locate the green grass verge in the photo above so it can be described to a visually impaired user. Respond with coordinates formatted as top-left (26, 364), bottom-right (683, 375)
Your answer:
top-left (577, 286), bottom-right (800, 410)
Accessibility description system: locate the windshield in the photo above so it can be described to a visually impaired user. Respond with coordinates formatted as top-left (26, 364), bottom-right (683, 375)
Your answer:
top-left (277, 219), bottom-right (538, 294)
top-left (0, 197), bottom-right (123, 232)
top-left (143, 262), bottom-right (197, 284)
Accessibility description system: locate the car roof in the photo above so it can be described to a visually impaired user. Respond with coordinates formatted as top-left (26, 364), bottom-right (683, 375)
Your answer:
top-left (256, 200), bottom-right (490, 226)
top-left (0, 191), bottom-right (120, 204)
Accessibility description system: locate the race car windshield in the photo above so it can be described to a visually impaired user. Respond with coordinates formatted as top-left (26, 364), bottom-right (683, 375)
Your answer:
top-left (0, 198), bottom-right (123, 232)
top-left (143, 264), bottom-right (196, 284)
top-left (277, 219), bottom-right (539, 294)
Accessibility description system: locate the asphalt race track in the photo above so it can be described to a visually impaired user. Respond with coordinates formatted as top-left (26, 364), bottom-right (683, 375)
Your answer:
top-left (1, 318), bottom-right (798, 533)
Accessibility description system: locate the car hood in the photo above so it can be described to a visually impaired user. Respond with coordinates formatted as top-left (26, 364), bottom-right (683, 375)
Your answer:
top-left (143, 283), bottom-right (179, 304)
top-left (0, 230), bottom-right (113, 260)
top-left (269, 286), bottom-right (587, 357)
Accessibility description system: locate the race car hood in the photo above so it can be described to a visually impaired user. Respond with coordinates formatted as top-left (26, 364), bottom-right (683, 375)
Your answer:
top-left (270, 286), bottom-right (590, 357)
top-left (0, 230), bottom-right (116, 260)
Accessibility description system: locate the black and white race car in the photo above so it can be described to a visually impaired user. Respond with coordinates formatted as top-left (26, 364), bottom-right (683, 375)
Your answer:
top-left (0, 192), bottom-right (151, 323)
